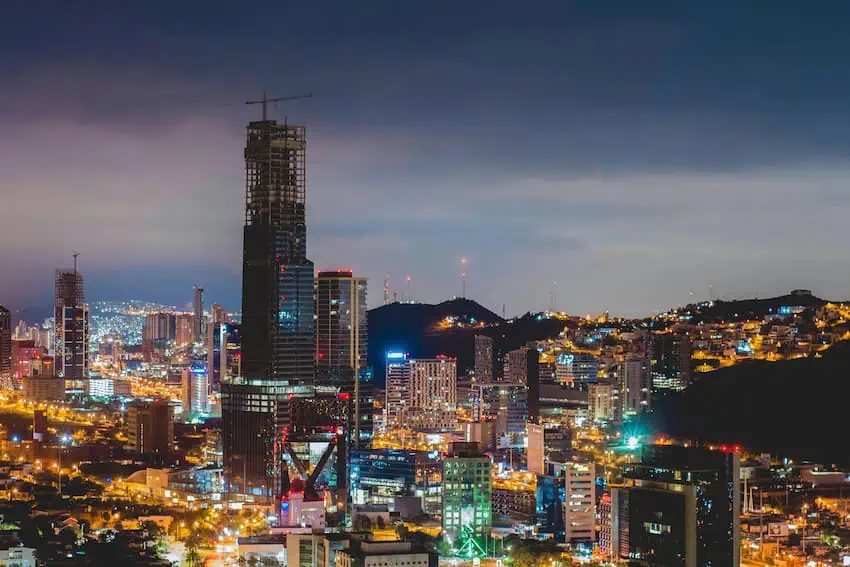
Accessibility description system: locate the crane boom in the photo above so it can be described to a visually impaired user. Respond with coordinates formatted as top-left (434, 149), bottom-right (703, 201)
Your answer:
top-left (245, 92), bottom-right (313, 121)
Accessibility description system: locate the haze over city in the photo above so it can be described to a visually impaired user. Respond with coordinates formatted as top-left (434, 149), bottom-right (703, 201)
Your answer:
top-left (3, 1), bottom-right (850, 316)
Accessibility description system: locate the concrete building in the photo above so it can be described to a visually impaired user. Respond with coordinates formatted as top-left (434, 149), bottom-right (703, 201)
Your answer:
top-left (503, 348), bottom-right (529, 384)
top-left (564, 461), bottom-right (596, 544)
top-left (126, 400), bottom-right (174, 458)
top-left (0, 546), bottom-right (37, 566)
top-left (588, 381), bottom-right (614, 422)
top-left (527, 423), bottom-right (572, 475)
top-left (335, 540), bottom-right (434, 567)
top-left (474, 335), bottom-right (493, 383)
top-left (23, 376), bottom-right (65, 401)
top-left (406, 356), bottom-right (457, 431)
top-left (621, 357), bottom-right (651, 416)
top-left (175, 313), bottom-right (195, 347)
top-left (384, 351), bottom-right (410, 430)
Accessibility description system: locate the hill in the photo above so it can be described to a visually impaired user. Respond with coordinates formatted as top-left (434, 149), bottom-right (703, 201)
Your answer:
top-left (678, 290), bottom-right (828, 324)
top-left (367, 299), bottom-right (566, 386)
top-left (649, 340), bottom-right (850, 465)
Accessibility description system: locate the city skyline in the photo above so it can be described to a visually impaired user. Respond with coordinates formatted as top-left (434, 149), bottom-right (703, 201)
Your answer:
top-left (3, 2), bottom-right (850, 317)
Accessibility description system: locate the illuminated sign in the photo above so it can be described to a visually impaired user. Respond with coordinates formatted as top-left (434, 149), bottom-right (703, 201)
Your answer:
top-left (386, 352), bottom-right (407, 360)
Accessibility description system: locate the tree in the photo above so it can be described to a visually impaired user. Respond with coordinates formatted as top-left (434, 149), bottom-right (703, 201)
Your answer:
top-left (353, 515), bottom-right (373, 531)
top-left (184, 531), bottom-right (202, 567)
top-left (508, 538), bottom-right (568, 567)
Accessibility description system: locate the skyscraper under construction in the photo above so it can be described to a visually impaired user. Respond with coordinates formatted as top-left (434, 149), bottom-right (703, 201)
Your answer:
top-left (54, 263), bottom-right (88, 380)
top-left (222, 118), bottom-right (316, 499)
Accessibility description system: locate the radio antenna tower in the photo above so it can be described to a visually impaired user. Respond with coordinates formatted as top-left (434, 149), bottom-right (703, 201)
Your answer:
top-left (383, 274), bottom-right (390, 305)
top-left (460, 257), bottom-right (468, 298)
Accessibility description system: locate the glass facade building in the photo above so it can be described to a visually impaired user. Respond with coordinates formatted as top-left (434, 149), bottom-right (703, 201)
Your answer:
top-left (350, 449), bottom-right (442, 514)
top-left (442, 447), bottom-right (492, 539)
top-left (610, 445), bottom-right (740, 567)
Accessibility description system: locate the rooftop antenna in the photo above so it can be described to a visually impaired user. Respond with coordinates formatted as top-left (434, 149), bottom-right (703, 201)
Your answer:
top-left (72, 251), bottom-right (79, 275)
top-left (406, 275), bottom-right (412, 303)
top-left (245, 92), bottom-right (313, 121)
top-left (460, 257), bottom-right (468, 299)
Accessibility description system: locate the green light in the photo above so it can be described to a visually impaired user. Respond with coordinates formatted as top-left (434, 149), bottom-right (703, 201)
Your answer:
top-left (627, 436), bottom-right (640, 450)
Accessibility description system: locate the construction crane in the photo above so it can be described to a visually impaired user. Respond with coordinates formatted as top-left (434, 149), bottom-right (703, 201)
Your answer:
top-left (245, 92), bottom-right (313, 121)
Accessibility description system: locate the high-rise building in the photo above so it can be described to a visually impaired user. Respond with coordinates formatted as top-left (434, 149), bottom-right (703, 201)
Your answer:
top-left (143, 312), bottom-right (176, 343)
top-left (555, 353), bottom-right (600, 387)
top-left (182, 364), bottom-right (209, 416)
top-left (503, 348), bottom-right (529, 384)
top-left (315, 270), bottom-right (369, 447)
top-left (406, 356), bottom-right (457, 431)
top-left (208, 322), bottom-right (241, 387)
top-left (211, 303), bottom-right (227, 325)
top-left (564, 461), bottom-right (596, 544)
top-left (0, 305), bottom-right (11, 379)
top-left (652, 332), bottom-right (692, 391)
top-left (384, 351), bottom-right (410, 430)
top-left (526, 423), bottom-right (572, 475)
top-left (193, 286), bottom-right (205, 340)
top-left (474, 335), bottom-right (493, 383)
top-left (175, 313), bottom-right (195, 347)
top-left (442, 443), bottom-right (492, 544)
top-left (621, 357), bottom-right (651, 416)
top-left (588, 381), bottom-right (615, 422)
top-left (611, 445), bottom-right (741, 567)
top-left (126, 400), bottom-right (174, 459)
top-left (54, 267), bottom-right (89, 379)
top-left (222, 118), bottom-right (315, 498)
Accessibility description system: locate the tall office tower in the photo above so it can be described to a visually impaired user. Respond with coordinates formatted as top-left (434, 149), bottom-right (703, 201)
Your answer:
top-left (222, 118), bottom-right (315, 498)
top-left (621, 357), bottom-right (651, 416)
top-left (473, 335), bottom-right (493, 383)
top-left (182, 364), bottom-right (209, 416)
top-left (652, 332), bottom-right (692, 391)
top-left (611, 445), bottom-right (740, 567)
top-left (564, 461), bottom-right (596, 544)
top-left (503, 348), bottom-right (528, 384)
top-left (442, 443), bottom-right (492, 549)
top-left (208, 322), bottom-right (241, 387)
top-left (0, 305), bottom-right (11, 379)
top-left (384, 352), bottom-right (410, 430)
top-left (193, 286), bottom-right (205, 340)
top-left (126, 400), bottom-right (174, 459)
top-left (315, 270), bottom-right (369, 447)
top-left (406, 356), bottom-right (457, 431)
top-left (526, 347), bottom-right (540, 423)
top-left (54, 266), bottom-right (89, 379)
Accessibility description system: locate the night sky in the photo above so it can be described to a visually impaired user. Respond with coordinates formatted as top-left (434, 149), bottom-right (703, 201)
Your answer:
top-left (2, 1), bottom-right (850, 317)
